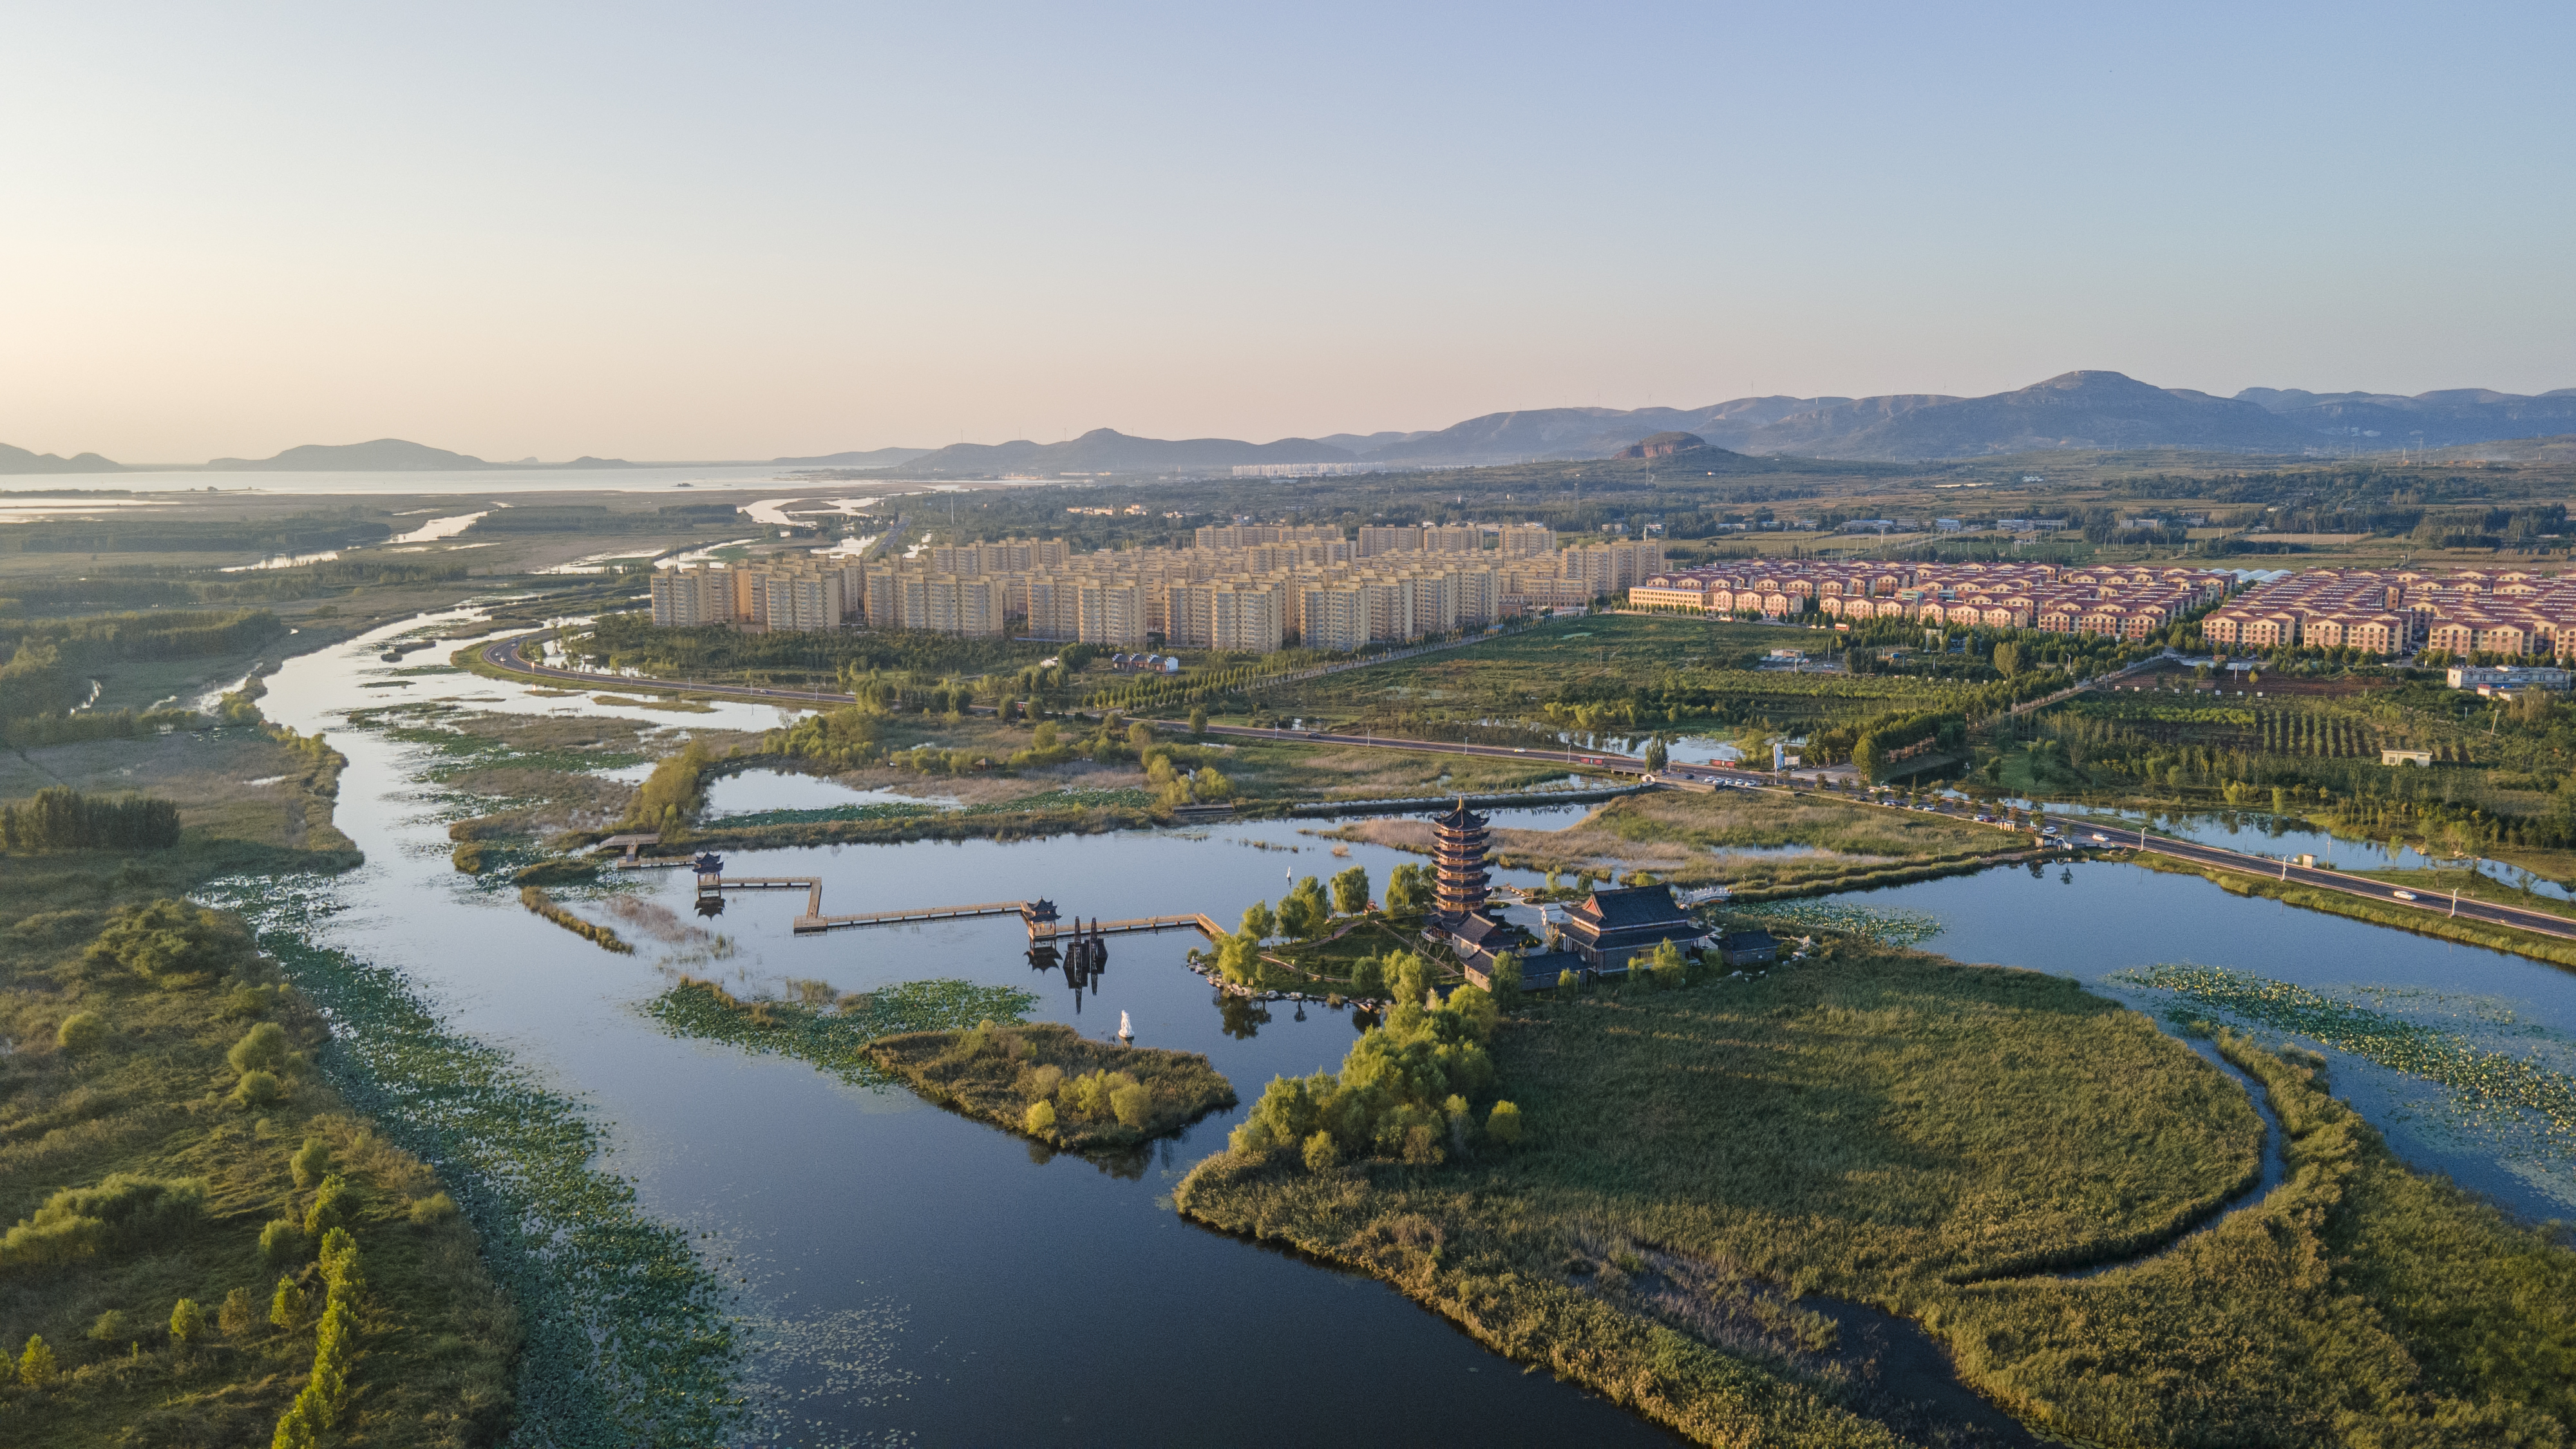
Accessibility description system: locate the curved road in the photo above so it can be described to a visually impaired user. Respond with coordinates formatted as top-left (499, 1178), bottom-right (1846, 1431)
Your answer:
top-left (479, 629), bottom-right (2576, 945)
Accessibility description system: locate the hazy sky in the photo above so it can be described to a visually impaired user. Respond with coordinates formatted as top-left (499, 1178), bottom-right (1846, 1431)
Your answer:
top-left (4, 3), bottom-right (2570, 462)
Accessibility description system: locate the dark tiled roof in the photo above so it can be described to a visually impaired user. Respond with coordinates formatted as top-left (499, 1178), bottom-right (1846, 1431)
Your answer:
top-left (1450, 912), bottom-right (1509, 948)
top-left (1571, 884), bottom-right (1689, 930)
top-left (1433, 797), bottom-right (1488, 830)
top-left (1718, 930), bottom-right (1777, 951)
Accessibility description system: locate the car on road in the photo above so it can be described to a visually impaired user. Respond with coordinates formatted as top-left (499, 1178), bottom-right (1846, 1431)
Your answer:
top-left (2393, 890), bottom-right (2418, 902)
top-left (2090, 832), bottom-right (2110, 842)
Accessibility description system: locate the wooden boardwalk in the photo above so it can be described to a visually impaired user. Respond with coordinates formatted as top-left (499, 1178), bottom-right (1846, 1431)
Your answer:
top-left (797, 898), bottom-right (1034, 935)
top-left (687, 873), bottom-right (1227, 942)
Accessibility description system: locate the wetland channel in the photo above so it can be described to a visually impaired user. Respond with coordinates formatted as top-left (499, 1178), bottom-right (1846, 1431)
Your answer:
top-left (237, 609), bottom-right (2576, 1445)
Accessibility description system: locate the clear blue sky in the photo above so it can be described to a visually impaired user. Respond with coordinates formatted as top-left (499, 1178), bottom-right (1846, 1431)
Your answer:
top-left (3, 2), bottom-right (2568, 461)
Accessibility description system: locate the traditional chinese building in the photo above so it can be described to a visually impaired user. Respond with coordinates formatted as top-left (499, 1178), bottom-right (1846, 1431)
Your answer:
top-left (1431, 799), bottom-right (1493, 922)
top-left (1560, 884), bottom-right (1707, 974)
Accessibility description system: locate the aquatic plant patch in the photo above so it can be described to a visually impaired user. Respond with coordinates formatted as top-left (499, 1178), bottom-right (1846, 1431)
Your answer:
top-left (1726, 900), bottom-right (1946, 948)
top-left (869, 1021), bottom-right (1236, 1151)
top-left (709, 800), bottom-right (941, 828)
top-left (645, 975), bottom-right (1039, 1090)
top-left (2119, 963), bottom-right (2576, 1160)
top-left (196, 875), bottom-right (741, 1448)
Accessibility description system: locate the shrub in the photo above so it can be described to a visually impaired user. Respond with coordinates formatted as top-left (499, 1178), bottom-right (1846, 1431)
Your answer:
top-left (227, 1021), bottom-right (294, 1077)
top-left (17, 1334), bottom-right (56, 1388)
top-left (303, 1175), bottom-right (355, 1238)
top-left (1025, 1063), bottom-right (1064, 1100)
top-left (1228, 1119), bottom-right (1276, 1157)
top-left (221, 984), bottom-right (276, 1019)
top-left (260, 1217), bottom-right (305, 1269)
top-left (1023, 1099), bottom-right (1057, 1135)
top-left (54, 1010), bottom-right (106, 1056)
top-left (218, 1287), bottom-right (256, 1338)
top-left (1110, 1081), bottom-right (1151, 1128)
top-left (406, 1191), bottom-right (458, 1227)
top-left (1302, 1130), bottom-right (1340, 1173)
top-left (169, 1297), bottom-right (205, 1345)
top-left (1485, 1100), bottom-right (1523, 1147)
top-left (291, 1137), bottom-right (332, 1191)
top-left (88, 1309), bottom-right (130, 1345)
top-left (1557, 969), bottom-right (1580, 997)
top-left (84, 898), bottom-right (256, 989)
top-left (230, 1069), bottom-right (284, 1108)
top-left (0, 1174), bottom-right (209, 1267)
top-left (270, 1276), bottom-right (310, 1332)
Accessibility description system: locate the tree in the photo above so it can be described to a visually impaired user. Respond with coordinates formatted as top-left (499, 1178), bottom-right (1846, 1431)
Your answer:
top-left (1189, 705), bottom-right (1208, 737)
top-left (219, 1287), bottom-right (257, 1338)
top-left (1557, 968), bottom-right (1581, 996)
top-left (303, 1174), bottom-right (355, 1238)
top-left (260, 1218), bottom-right (305, 1269)
top-left (1384, 950), bottom-right (1430, 1009)
top-left (270, 1276), bottom-right (310, 1332)
top-left (1486, 952), bottom-right (1522, 1009)
top-left (1238, 900), bottom-right (1275, 943)
top-left (1485, 1101), bottom-right (1523, 1147)
top-left (1023, 1099), bottom-right (1057, 1135)
top-left (1993, 641), bottom-right (2021, 678)
top-left (1646, 940), bottom-right (1689, 990)
top-left (1330, 866), bottom-right (1370, 916)
top-left (1278, 876), bottom-right (1330, 940)
top-left (291, 1137), bottom-right (332, 1191)
top-left (1110, 1081), bottom-right (1151, 1128)
top-left (1126, 721), bottom-right (1156, 752)
top-left (1302, 1130), bottom-right (1340, 1173)
top-left (55, 1011), bottom-right (105, 1056)
top-left (1643, 736), bottom-right (1669, 772)
top-left (169, 1296), bottom-right (206, 1345)
top-left (17, 1334), bottom-right (56, 1388)
top-left (227, 1021), bottom-right (294, 1078)
top-left (1384, 864), bottom-right (1430, 914)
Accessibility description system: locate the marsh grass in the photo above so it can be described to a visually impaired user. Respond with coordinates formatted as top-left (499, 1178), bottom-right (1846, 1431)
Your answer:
top-left (0, 849), bottom-right (515, 1447)
top-left (869, 1022), bottom-right (1236, 1151)
top-left (645, 976), bottom-right (1039, 1089)
top-left (1177, 942), bottom-right (2271, 1444)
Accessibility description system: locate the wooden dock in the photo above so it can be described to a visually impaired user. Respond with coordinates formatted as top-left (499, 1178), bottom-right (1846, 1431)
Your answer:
top-left (687, 873), bottom-right (1227, 942)
top-left (795, 898), bottom-right (1033, 934)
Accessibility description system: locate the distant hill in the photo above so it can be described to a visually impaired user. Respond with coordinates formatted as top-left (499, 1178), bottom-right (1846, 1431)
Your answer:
top-left (0, 443), bottom-right (120, 474)
top-left (208, 439), bottom-right (488, 471)
top-left (773, 446), bottom-right (935, 467)
top-left (2236, 386), bottom-right (2576, 448)
top-left (1751, 371), bottom-right (2316, 460)
top-left (898, 428), bottom-right (1354, 476)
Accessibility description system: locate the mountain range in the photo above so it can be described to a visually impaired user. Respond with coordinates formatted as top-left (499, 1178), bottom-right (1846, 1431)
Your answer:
top-left (8, 372), bottom-right (2574, 476)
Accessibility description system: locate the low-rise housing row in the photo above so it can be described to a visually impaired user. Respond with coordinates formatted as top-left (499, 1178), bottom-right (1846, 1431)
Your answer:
top-left (1628, 560), bottom-right (2233, 639)
top-left (2202, 567), bottom-right (2576, 659)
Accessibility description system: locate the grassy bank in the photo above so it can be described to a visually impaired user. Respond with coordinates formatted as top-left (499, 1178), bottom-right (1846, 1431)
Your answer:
top-left (868, 1023), bottom-right (1235, 1151)
top-left (645, 976), bottom-right (1042, 1089)
top-left (0, 830), bottom-right (515, 1444)
top-left (1177, 940), bottom-right (2576, 1445)
top-left (2132, 850), bottom-right (2576, 970)
top-left (1175, 943), bottom-right (2257, 1444)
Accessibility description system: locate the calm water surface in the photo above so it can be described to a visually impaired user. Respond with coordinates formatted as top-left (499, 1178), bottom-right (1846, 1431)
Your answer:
top-left (260, 611), bottom-right (1680, 1447)
top-left (251, 610), bottom-right (2576, 1444)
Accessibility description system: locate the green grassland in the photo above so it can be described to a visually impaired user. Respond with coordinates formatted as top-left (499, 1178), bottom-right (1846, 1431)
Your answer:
top-left (0, 744), bottom-right (515, 1443)
top-left (867, 1022), bottom-right (1236, 1151)
top-left (1176, 942), bottom-right (2576, 1446)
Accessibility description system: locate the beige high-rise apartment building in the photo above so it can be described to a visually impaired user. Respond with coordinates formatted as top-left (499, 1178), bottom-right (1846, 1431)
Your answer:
top-left (1300, 583), bottom-right (1370, 652)
top-left (1358, 526), bottom-right (1421, 558)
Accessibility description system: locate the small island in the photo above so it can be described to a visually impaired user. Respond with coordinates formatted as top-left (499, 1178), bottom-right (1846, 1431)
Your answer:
top-left (869, 1022), bottom-right (1235, 1151)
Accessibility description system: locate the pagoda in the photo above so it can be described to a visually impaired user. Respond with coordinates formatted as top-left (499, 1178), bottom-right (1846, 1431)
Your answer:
top-left (1430, 797), bottom-right (1492, 922)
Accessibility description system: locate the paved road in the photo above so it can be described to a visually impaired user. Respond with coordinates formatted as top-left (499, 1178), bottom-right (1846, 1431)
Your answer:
top-left (2077, 822), bottom-right (2576, 942)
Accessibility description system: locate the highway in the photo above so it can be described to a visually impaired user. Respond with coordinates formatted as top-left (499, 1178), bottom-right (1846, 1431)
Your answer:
top-left (2079, 822), bottom-right (2576, 942)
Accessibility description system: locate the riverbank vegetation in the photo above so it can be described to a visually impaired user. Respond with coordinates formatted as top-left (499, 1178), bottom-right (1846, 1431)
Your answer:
top-left (868, 1022), bottom-right (1235, 1151)
top-left (1180, 934), bottom-right (2576, 1445)
top-left (645, 976), bottom-right (1040, 1090)
top-left (0, 866), bottom-right (515, 1446)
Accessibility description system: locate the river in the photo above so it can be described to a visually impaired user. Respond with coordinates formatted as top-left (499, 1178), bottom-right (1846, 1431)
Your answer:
top-left (247, 608), bottom-right (2576, 1444)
